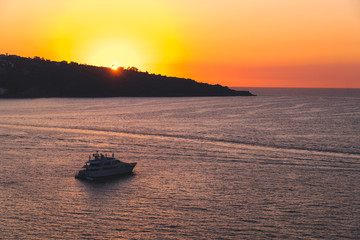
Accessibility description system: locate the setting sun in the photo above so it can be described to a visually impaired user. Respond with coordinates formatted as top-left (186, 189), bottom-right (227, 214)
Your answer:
top-left (110, 65), bottom-right (119, 70)
top-left (79, 38), bottom-right (149, 70)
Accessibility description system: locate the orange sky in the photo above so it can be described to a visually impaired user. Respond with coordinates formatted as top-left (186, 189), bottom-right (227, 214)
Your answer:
top-left (1, 0), bottom-right (360, 88)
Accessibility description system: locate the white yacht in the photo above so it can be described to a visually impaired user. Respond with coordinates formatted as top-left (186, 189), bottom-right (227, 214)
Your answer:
top-left (75, 151), bottom-right (137, 181)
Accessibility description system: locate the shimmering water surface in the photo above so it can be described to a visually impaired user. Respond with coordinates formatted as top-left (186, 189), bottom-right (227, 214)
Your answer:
top-left (1, 88), bottom-right (360, 239)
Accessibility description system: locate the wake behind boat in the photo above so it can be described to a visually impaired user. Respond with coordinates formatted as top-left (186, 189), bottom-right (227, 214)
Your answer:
top-left (75, 151), bottom-right (137, 181)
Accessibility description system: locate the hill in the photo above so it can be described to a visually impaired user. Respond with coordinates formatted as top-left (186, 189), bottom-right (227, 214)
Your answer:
top-left (0, 54), bottom-right (254, 97)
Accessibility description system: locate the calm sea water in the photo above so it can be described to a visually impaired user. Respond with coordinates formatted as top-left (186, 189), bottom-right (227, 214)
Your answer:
top-left (1, 88), bottom-right (359, 239)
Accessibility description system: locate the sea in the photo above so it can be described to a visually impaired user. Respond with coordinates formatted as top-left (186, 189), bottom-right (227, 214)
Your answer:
top-left (0, 88), bottom-right (359, 239)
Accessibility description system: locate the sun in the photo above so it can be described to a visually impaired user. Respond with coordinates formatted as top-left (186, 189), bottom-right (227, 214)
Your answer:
top-left (110, 64), bottom-right (119, 70)
top-left (81, 38), bottom-right (149, 71)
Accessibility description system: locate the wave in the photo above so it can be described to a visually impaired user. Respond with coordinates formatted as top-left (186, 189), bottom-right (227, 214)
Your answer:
top-left (1, 123), bottom-right (359, 159)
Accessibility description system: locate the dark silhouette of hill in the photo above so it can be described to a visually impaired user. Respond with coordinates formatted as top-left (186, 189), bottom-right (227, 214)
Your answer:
top-left (0, 54), bottom-right (255, 97)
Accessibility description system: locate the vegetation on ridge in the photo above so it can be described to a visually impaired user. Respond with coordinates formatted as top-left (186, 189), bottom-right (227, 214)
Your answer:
top-left (0, 54), bottom-right (254, 97)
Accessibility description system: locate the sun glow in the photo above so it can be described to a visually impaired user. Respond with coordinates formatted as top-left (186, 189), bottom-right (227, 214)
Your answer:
top-left (79, 38), bottom-right (148, 70)
top-left (110, 64), bottom-right (119, 70)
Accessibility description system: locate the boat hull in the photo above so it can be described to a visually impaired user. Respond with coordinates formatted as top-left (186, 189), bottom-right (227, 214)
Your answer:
top-left (75, 163), bottom-right (137, 181)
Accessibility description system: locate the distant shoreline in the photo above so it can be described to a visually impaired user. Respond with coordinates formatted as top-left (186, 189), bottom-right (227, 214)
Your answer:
top-left (232, 87), bottom-right (360, 97)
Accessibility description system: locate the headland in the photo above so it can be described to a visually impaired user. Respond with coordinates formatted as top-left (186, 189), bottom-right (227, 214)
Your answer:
top-left (0, 54), bottom-right (255, 98)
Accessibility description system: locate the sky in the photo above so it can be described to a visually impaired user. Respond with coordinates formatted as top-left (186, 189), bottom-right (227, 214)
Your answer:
top-left (1, 0), bottom-right (360, 88)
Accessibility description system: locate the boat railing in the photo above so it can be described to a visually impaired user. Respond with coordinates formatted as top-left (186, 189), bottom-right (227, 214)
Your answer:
top-left (90, 152), bottom-right (116, 161)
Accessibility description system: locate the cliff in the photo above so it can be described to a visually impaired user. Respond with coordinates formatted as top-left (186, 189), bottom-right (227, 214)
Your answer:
top-left (0, 54), bottom-right (255, 98)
